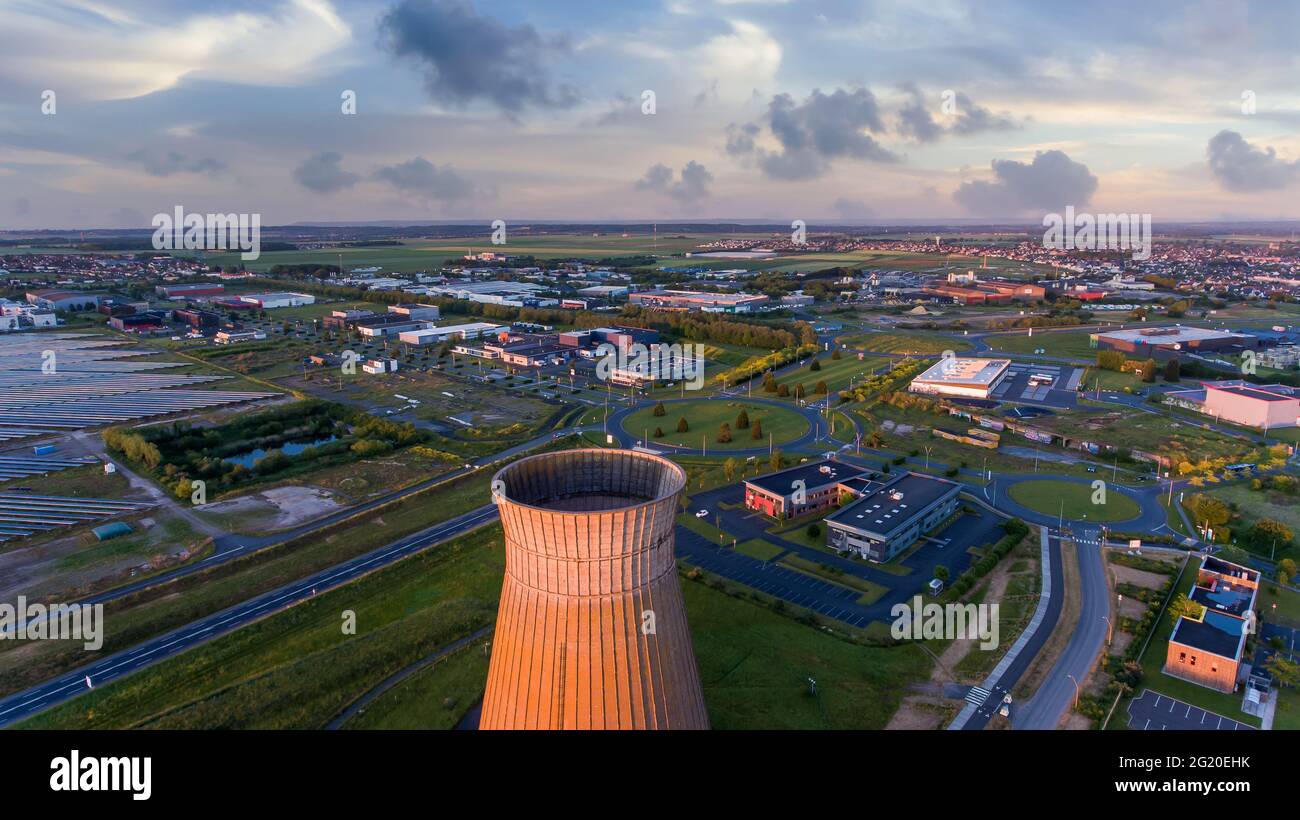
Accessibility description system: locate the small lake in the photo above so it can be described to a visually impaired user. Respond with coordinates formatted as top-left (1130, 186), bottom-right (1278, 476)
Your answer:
top-left (224, 436), bottom-right (337, 468)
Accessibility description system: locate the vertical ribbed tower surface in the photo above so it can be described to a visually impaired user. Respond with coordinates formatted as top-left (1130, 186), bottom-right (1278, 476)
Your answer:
top-left (481, 448), bottom-right (709, 730)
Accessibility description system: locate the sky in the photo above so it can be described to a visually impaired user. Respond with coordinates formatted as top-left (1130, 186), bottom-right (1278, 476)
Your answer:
top-left (1, 0), bottom-right (1299, 228)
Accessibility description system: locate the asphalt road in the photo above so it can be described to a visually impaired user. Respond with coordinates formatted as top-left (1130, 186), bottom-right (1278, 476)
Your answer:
top-left (0, 504), bottom-right (501, 728)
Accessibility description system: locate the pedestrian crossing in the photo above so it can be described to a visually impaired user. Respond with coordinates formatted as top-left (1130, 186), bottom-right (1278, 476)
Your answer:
top-left (965, 685), bottom-right (992, 706)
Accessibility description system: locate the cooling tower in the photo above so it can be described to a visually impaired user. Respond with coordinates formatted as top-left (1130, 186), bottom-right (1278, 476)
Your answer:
top-left (481, 448), bottom-right (709, 730)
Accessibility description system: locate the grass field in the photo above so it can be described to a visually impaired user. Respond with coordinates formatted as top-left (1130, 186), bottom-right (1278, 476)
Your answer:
top-left (1007, 479), bottom-right (1141, 522)
top-left (17, 525), bottom-right (506, 729)
top-left (836, 331), bottom-right (972, 355)
top-left (766, 352), bottom-right (892, 398)
top-left (623, 398), bottom-right (808, 450)
top-left (682, 578), bottom-right (930, 729)
top-left (1204, 483), bottom-right (1300, 563)
top-left (984, 329), bottom-right (1099, 359)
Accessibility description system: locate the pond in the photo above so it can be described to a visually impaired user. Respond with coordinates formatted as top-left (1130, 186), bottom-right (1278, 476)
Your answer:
top-left (224, 436), bottom-right (338, 469)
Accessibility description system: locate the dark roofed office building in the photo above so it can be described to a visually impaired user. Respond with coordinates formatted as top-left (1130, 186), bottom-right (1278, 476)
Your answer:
top-left (743, 459), bottom-right (869, 520)
top-left (825, 472), bottom-right (962, 562)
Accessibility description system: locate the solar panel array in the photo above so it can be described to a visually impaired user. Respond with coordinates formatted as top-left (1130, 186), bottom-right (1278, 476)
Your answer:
top-left (0, 492), bottom-right (154, 542)
top-left (0, 455), bottom-right (100, 481)
top-left (0, 333), bottom-right (278, 441)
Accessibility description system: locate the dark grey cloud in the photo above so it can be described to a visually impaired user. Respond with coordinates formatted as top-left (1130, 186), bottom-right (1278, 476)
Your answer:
top-left (125, 149), bottom-right (225, 176)
top-left (1206, 130), bottom-right (1300, 192)
top-left (634, 161), bottom-right (712, 206)
top-left (730, 88), bottom-right (897, 180)
top-left (293, 152), bottom-right (359, 194)
top-left (378, 0), bottom-right (580, 118)
top-left (949, 92), bottom-right (1016, 136)
top-left (897, 85), bottom-right (1016, 143)
top-left (374, 156), bottom-right (475, 202)
top-left (725, 122), bottom-right (760, 156)
top-left (954, 150), bottom-right (1098, 215)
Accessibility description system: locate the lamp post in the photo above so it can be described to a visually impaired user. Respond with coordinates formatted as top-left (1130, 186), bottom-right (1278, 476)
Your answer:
top-left (1066, 674), bottom-right (1081, 710)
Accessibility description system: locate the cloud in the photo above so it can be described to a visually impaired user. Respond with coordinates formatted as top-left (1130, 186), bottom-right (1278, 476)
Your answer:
top-left (731, 88), bottom-right (897, 180)
top-left (954, 150), bottom-right (1098, 215)
top-left (293, 152), bottom-right (359, 194)
top-left (634, 161), bottom-right (713, 206)
top-left (896, 86), bottom-right (1016, 143)
top-left (378, 0), bottom-right (579, 117)
top-left (374, 156), bottom-right (475, 202)
top-left (14, 197), bottom-right (30, 216)
top-left (125, 149), bottom-right (226, 177)
top-left (1206, 130), bottom-right (1300, 192)
top-left (0, 0), bottom-right (351, 102)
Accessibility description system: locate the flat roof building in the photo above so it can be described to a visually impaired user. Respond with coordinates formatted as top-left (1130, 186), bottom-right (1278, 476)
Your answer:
top-left (1165, 556), bottom-right (1259, 693)
top-left (908, 357), bottom-right (1011, 400)
top-left (1202, 380), bottom-right (1300, 429)
top-left (237, 292), bottom-right (315, 309)
top-left (398, 322), bottom-right (503, 346)
top-left (743, 459), bottom-right (870, 520)
top-left (1092, 325), bottom-right (1251, 354)
top-left (628, 289), bottom-right (769, 313)
top-left (825, 472), bottom-right (962, 562)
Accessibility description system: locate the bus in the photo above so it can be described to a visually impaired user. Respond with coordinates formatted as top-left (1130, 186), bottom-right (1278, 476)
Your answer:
top-left (1027, 373), bottom-right (1054, 387)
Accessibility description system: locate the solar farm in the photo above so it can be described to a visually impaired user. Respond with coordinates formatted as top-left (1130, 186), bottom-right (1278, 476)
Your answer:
top-left (0, 333), bottom-right (278, 442)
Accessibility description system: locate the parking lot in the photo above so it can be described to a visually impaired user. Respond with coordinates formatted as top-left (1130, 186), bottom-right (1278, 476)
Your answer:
top-left (990, 363), bottom-right (1083, 409)
top-left (1126, 690), bottom-right (1254, 731)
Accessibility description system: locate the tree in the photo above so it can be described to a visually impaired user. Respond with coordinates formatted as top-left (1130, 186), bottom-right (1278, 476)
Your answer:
top-left (1277, 558), bottom-right (1298, 585)
top-left (652, 401), bottom-right (666, 417)
top-left (1250, 518), bottom-right (1293, 548)
top-left (777, 383), bottom-right (790, 397)
top-left (717, 422), bottom-right (732, 444)
top-left (794, 383), bottom-right (806, 399)
top-left (770, 449), bottom-right (785, 471)
top-left (1167, 593), bottom-right (1206, 626)
top-left (810, 358), bottom-right (821, 372)
top-left (736, 409), bottom-right (750, 429)
top-left (653, 426), bottom-right (664, 438)
top-left (815, 380), bottom-right (828, 394)
top-left (751, 419), bottom-right (763, 440)
top-left (831, 348), bottom-right (842, 360)
top-left (806, 523), bottom-right (821, 538)
top-left (934, 565), bottom-right (950, 582)
top-left (676, 417), bottom-right (689, 433)
top-left (1139, 358), bottom-right (1158, 383)
top-left (1164, 358), bottom-right (1181, 382)
top-left (1266, 654), bottom-right (1300, 688)
top-left (723, 457), bottom-right (738, 482)
top-left (1097, 349), bottom-right (1127, 372)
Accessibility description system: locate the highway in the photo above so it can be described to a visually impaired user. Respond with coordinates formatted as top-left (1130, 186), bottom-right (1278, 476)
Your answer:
top-left (0, 504), bottom-right (500, 728)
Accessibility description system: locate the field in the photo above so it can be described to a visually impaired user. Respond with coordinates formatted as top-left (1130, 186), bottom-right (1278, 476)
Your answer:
top-left (1033, 405), bottom-right (1261, 467)
top-left (622, 398), bottom-right (808, 450)
top-left (1008, 479), bottom-right (1140, 522)
top-left (836, 330), bottom-right (972, 355)
top-left (1204, 482), bottom-right (1300, 562)
top-left (19, 527), bottom-right (932, 730)
top-left (984, 329), bottom-right (1099, 359)
top-left (765, 352), bottom-right (892, 398)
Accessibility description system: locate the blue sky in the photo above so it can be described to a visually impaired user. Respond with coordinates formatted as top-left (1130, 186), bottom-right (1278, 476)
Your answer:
top-left (1, 0), bottom-right (1298, 227)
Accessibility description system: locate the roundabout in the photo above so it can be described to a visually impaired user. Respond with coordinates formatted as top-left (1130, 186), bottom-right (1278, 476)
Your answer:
top-left (609, 395), bottom-right (844, 456)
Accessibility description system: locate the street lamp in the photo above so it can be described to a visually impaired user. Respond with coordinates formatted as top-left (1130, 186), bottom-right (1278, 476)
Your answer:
top-left (1066, 674), bottom-right (1081, 710)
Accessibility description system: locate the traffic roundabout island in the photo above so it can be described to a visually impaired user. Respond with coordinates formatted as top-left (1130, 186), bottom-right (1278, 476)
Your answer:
top-left (619, 397), bottom-right (812, 453)
top-left (1006, 478), bottom-right (1141, 523)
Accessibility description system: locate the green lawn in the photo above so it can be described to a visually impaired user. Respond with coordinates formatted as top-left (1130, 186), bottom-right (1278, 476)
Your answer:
top-left (984, 329), bottom-right (1099, 359)
top-left (735, 538), bottom-right (785, 561)
top-left (681, 579), bottom-right (930, 728)
top-left (766, 353), bottom-right (892, 398)
top-left (1206, 483), bottom-right (1300, 563)
top-left (624, 398), bottom-right (808, 450)
top-left (836, 331), bottom-right (972, 355)
top-left (1008, 479), bottom-right (1140, 522)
